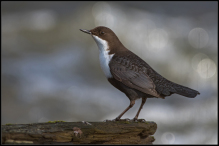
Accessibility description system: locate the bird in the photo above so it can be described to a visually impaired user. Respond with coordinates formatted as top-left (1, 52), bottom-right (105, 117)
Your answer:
top-left (80, 26), bottom-right (200, 121)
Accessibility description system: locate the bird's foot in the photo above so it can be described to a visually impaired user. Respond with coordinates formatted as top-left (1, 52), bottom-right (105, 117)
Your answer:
top-left (103, 118), bottom-right (130, 122)
top-left (131, 118), bottom-right (146, 122)
top-left (117, 118), bottom-right (131, 121)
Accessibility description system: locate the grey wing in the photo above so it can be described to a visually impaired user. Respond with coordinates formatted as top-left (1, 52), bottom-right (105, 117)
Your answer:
top-left (109, 57), bottom-right (163, 98)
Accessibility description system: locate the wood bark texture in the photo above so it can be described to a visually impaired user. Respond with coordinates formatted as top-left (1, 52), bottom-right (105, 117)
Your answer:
top-left (2, 120), bottom-right (157, 144)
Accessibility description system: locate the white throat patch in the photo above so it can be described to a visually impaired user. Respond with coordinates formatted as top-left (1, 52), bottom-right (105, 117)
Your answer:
top-left (92, 35), bottom-right (114, 78)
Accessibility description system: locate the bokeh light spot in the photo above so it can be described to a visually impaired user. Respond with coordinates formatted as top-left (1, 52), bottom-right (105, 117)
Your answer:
top-left (161, 132), bottom-right (175, 144)
top-left (92, 2), bottom-right (111, 17)
top-left (92, 2), bottom-right (114, 27)
top-left (188, 28), bottom-right (209, 49)
top-left (28, 10), bottom-right (57, 31)
top-left (191, 53), bottom-right (209, 71)
top-left (197, 58), bottom-right (216, 78)
top-left (148, 29), bottom-right (168, 52)
top-left (94, 13), bottom-right (114, 27)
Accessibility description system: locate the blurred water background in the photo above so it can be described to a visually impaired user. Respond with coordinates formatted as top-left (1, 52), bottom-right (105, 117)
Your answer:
top-left (1, 1), bottom-right (218, 144)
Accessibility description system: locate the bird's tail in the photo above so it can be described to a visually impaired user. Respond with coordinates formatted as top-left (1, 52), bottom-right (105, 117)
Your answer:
top-left (173, 83), bottom-right (200, 98)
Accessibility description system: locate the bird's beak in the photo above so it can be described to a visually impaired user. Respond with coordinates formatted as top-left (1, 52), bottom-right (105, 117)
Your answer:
top-left (80, 29), bottom-right (91, 34)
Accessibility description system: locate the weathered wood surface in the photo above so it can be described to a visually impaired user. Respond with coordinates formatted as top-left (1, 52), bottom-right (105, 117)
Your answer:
top-left (2, 120), bottom-right (157, 144)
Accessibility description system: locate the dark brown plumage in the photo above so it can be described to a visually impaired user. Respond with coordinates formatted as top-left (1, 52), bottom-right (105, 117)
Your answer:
top-left (110, 51), bottom-right (200, 99)
top-left (80, 26), bottom-right (200, 121)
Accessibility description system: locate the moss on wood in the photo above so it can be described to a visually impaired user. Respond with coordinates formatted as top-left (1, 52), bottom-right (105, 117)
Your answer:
top-left (2, 120), bottom-right (157, 144)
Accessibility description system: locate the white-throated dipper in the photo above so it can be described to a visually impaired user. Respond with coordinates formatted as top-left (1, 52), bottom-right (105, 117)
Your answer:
top-left (80, 26), bottom-right (200, 121)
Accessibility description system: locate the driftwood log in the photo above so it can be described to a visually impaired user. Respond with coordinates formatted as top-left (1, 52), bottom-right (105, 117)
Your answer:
top-left (2, 120), bottom-right (157, 144)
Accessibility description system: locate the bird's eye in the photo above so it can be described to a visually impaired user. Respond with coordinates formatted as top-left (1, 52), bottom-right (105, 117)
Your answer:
top-left (100, 31), bottom-right (105, 35)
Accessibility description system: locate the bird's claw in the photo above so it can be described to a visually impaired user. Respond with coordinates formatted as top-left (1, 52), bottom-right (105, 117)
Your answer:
top-left (104, 118), bottom-right (146, 122)
top-left (131, 118), bottom-right (146, 122)
top-left (104, 118), bottom-right (131, 122)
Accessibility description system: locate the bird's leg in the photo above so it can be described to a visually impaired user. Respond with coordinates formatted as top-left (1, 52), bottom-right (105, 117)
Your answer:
top-left (115, 100), bottom-right (135, 121)
top-left (133, 98), bottom-right (147, 121)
